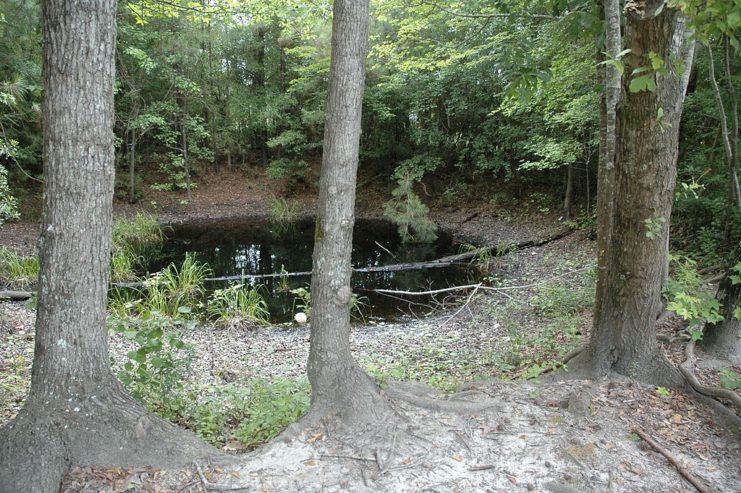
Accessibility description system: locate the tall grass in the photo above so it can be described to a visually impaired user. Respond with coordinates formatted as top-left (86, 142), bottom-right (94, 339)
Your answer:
top-left (268, 197), bottom-right (301, 234)
top-left (142, 252), bottom-right (211, 318)
top-left (110, 214), bottom-right (164, 282)
top-left (207, 283), bottom-right (270, 327)
top-left (0, 247), bottom-right (39, 289)
top-left (112, 214), bottom-right (164, 259)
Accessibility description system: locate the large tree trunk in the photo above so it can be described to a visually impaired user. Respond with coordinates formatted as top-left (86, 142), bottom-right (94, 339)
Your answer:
top-left (573, 1), bottom-right (693, 386)
top-left (0, 2), bottom-right (215, 491)
top-left (305, 0), bottom-right (389, 427)
top-left (701, 254), bottom-right (741, 365)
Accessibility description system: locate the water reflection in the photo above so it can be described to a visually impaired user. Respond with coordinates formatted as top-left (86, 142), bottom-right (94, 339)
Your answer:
top-left (154, 218), bottom-right (479, 321)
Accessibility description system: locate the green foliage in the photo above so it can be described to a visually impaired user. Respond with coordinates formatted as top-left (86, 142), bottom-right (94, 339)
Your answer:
top-left (290, 286), bottom-right (311, 318)
top-left (0, 246), bottom-right (38, 289)
top-left (0, 165), bottom-right (19, 225)
top-left (207, 283), bottom-right (270, 327)
top-left (644, 215), bottom-right (666, 240)
top-left (109, 310), bottom-right (194, 407)
top-left (268, 197), bottom-right (301, 232)
top-left (384, 158), bottom-right (438, 244)
top-left (655, 386), bottom-right (671, 397)
top-left (233, 378), bottom-right (310, 449)
top-left (0, 352), bottom-right (29, 421)
top-left (266, 158), bottom-right (310, 193)
top-left (719, 368), bottom-right (741, 390)
top-left (110, 214), bottom-right (164, 282)
top-left (140, 253), bottom-right (210, 318)
top-left (664, 255), bottom-right (723, 337)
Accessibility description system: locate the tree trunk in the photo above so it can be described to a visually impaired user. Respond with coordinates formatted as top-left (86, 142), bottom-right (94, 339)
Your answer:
top-left (128, 130), bottom-right (137, 204)
top-left (708, 38), bottom-right (741, 209)
top-left (573, 1), bottom-right (693, 386)
top-left (723, 36), bottom-right (740, 210)
top-left (563, 164), bottom-right (573, 220)
top-left (0, 2), bottom-right (215, 491)
top-left (305, 0), bottom-right (389, 427)
top-left (182, 111), bottom-right (192, 201)
top-left (701, 255), bottom-right (741, 365)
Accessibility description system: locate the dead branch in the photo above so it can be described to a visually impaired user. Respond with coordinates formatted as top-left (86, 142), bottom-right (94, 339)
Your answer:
top-left (439, 283), bottom-right (481, 328)
top-left (679, 340), bottom-right (741, 411)
top-left (319, 454), bottom-right (376, 462)
top-left (631, 426), bottom-right (713, 493)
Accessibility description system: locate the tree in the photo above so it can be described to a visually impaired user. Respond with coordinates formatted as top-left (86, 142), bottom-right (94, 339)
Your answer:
top-left (571, 0), bottom-right (695, 385)
top-left (0, 1), bottom-right (214, 490)
top-left (701, 254), bottom-right (741, 365)
top-left (304, 0), bottom-right (390, 426)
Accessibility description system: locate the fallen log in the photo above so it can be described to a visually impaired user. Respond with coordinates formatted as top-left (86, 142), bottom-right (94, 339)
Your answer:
top-left (0, 290), bottom-right (33, 300)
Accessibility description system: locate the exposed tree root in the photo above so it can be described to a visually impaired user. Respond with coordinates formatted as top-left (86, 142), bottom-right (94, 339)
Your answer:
top-left (384, 380), bottom-right (502, 414)
top-left (679, 340), bottom-right (741, 411)
top-left (631, 426), bottom-right (712, 493)
top-left (0, 387), bottom-right (220, 493)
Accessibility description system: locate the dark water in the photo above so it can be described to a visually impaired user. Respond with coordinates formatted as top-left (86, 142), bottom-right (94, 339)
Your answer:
top-left (155, 218), bottom-right (481, 322)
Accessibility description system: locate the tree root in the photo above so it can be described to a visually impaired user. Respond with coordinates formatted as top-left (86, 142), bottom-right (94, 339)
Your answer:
top-left (631, 426), bottom-right (712, 493)
top-left (679, 340), bottom-right (741, 411)
top-left (0, 389), bottom-right (220, 493)
top-left (384, 381), bottom-right (501, 414)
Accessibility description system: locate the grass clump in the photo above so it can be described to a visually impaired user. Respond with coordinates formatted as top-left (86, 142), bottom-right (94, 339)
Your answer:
top-left (0, 246), bottom-right (39, 289)
top-left (142, 253), bottom-right (211, 318)
top-left (112, 214), bottom-right (164, 259)
top-left (207, 283), bottom-right (270, 327)
top-left (110, 214), bottom-right (164, 282)
top-left (268, 197), bottom-right (301, 233)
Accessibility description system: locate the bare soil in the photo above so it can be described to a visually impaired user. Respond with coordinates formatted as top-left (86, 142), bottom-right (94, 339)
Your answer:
top-left (1, 169), bottom-right (740, 492)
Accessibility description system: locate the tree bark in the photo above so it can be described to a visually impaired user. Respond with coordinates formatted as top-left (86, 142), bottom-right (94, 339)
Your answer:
top-left (0, 2), bottom-right (215, 491)
top-left (563, 164), bottom-right (574, 220)
top-left (707, 41), bottom-right (741, 209)
top-left (573, 1), bottom-right (692, 386)
top-left (305, 0), bottom-right (390, 427)
top-left (701, 253), bottom-right (741, 365)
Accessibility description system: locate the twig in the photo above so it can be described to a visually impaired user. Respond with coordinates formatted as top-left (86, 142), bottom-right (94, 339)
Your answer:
top-left (439, 284), bottom-right (481, 328)
top-left (320, 453), bottom-right (376, 462)
top-left (375, 241), bottom-right (397, 260)
top-left (679, 340), bottom-right (741, 410)
top-left (193, 462), bottom-right (243, 492)
top-left (469, 464), bottom-right (496, 471)
top-left (631, 426), bottom-right (713, 493)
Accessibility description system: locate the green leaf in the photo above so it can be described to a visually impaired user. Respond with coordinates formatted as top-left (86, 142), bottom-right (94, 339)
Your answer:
top-left (629, 74), bottom-right (656, 93)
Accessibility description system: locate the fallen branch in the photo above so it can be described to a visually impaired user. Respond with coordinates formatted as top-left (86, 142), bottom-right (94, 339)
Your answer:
top-left (368, 265), bottom-right (594, 297)
top-left (631, 426), bottom-right (712, 493)
top-left (439, 283), bottom-right (481, 328)
top-left (679, 340), bottom-right (741, 411)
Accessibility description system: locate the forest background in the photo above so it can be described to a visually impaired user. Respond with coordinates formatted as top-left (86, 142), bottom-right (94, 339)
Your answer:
top-left (0, 0), bottom-right (740, 489)
top-left (0, 0), bottom-right (737, 263)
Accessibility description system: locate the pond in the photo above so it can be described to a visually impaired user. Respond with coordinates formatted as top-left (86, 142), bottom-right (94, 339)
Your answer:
top-left (154, 218), bottom-right (483, 322)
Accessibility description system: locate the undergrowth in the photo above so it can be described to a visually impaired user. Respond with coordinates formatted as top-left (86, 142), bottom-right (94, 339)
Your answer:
top-left (0, 246), bottom-right (38, 289)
